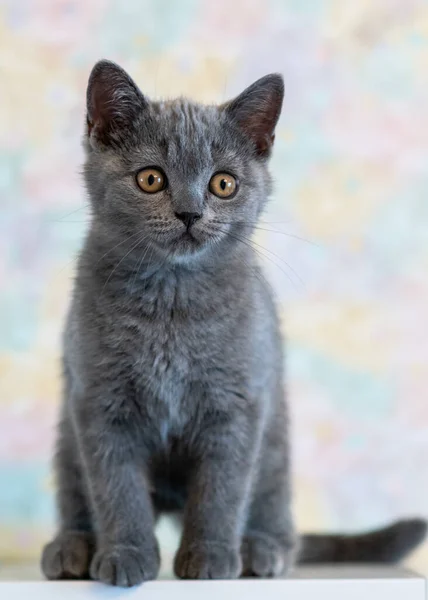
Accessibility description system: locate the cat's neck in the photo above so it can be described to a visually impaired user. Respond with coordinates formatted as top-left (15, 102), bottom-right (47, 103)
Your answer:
top-left (80, 226), bottom-right (260, 319)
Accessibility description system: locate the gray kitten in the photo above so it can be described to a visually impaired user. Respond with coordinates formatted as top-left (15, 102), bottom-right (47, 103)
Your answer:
top-left (41, 60), bottom-right (426, 587)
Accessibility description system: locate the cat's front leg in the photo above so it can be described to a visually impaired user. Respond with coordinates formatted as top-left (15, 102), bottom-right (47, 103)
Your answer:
top-left (174, 396), bottom-right (261, 580)
top-left (73, 387), bottom-right (160, 587)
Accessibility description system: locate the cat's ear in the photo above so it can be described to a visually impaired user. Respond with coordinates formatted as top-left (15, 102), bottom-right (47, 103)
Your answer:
top-left (86, 60), bottom-right (147, 147)
top-left (225, 74), bottom-right (284, 157)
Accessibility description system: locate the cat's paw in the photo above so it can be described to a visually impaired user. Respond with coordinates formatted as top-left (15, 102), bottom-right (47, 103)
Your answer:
top-left (41, 531), bottom-right (95, 580)
top-left (90, 543), bottom-right (160, 587)
top-left (174, 541), bottom-right (241, 579)
top-left (241, 533), bottom-right (296, 577)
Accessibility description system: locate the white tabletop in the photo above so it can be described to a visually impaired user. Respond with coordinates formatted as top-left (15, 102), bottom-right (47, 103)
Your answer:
top-left (1, 565), bottom-right (426, 600)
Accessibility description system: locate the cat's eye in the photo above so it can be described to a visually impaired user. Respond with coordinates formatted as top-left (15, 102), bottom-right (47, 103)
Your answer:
top-left (136, 168), bottom-right (166, 193)
top-left (209, 172), bottom-right (238, 199)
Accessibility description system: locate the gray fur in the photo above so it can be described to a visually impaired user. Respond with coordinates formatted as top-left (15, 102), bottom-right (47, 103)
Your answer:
top-left (41, 61), bottom-right (426, 587)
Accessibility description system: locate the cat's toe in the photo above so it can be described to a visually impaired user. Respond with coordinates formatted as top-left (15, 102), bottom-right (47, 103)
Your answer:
top-left (90, 543), bottom-right (160, 587)
top-left (41, 531), bottom-right (95, 580)
top-left (174, 541), bottom-right (241, 579)
top-left (241, 534), bottom-right (296, 577)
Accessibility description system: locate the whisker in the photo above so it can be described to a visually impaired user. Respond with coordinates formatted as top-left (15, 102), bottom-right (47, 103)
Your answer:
top-left (51, 229), bottom-right (145, 282)
top-left (229, 248), bottom-right (273, 298)
top-left (215, 219), bottom-right (292, 225)
top-left (130, 235), bottom-right (155, 292)
top-left (50, 220), bottom-right (92, 224)
top-left (251, 227), bottom-right (318, 247)
top-left (94, 230), bottom-right (145, 267)
top-left (213, 221), bottom-right (316, 246)
top-left (259, 220), bottom-right (292, 224)
top-left (51, 255), bottom-right (80, 280)
top-left (101, 233), bottom-right (149, 295)
top-left (217, 228), bottom-right (300, 290)
top-left (46, 204), bottom-right (91, 222)
top-left (239, 234), bottom-right (305, 288)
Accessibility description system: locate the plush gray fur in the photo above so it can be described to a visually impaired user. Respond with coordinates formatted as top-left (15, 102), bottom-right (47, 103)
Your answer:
top-left (41, 60), bottom-right (427, 587)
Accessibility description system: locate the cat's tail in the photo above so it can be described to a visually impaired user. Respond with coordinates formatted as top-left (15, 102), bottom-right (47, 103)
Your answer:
top-left (298, 518), bottom-right (427, 564)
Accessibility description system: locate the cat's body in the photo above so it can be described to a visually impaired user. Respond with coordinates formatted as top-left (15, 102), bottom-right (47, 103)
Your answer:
top-left (42, 61), bottom-right (426, 587)
top-left (55, 208), bottom-right (294, 583)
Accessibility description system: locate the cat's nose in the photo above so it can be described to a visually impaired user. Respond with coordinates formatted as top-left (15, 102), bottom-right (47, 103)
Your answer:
top-left (174, 211), bottom-right (202, 230)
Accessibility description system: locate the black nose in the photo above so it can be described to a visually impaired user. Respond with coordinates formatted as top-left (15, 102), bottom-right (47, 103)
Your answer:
top-left (175, 211), bottom-right (202, 230)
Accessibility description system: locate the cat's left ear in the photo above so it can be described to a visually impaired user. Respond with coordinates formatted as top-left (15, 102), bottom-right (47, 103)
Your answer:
top-left (86, 59), bottom-right (148, 148)
top-left (224, 74), bottom-right (284, 158)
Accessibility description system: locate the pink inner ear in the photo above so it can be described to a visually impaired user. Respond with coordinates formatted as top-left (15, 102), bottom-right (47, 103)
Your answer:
top-left (225, 74), bottom-right (284, 157)
top-left (87, 115), bottom-right (94, 136)
top-left (238, 111), bottom-right (278, 156)
top-left (86, 60), bottom-right (147, 144)
top-left (256, 134), bottom-right (275, 156)
top-left (88, 77), bottom-right (115, 129)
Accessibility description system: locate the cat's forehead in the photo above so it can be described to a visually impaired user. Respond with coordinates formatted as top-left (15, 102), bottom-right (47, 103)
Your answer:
top-left (153, 98), bottom-right (220, 132)
top-left (149, 98), bottom-right (225, 154)
top-left (140, 98), bottom-right (242, 172)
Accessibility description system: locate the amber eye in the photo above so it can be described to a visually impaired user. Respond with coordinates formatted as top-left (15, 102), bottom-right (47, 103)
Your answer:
top-left (209, 172), bottom-right (238, 198)
top-left (136, 168), bottom-right (166, 193)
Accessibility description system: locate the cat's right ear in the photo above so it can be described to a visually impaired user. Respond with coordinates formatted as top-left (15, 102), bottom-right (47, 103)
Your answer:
top-left (86, 60), bottom-right (147, 148)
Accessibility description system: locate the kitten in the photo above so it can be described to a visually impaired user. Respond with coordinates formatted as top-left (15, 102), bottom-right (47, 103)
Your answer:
top-left (42, 60), bottom-right (426, 587)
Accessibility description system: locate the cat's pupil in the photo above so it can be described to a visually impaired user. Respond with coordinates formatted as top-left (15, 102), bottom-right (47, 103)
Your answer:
top-left (220, 179), bottom-right (227, 191)
top-left (148, 174), bottom-right (155, 186)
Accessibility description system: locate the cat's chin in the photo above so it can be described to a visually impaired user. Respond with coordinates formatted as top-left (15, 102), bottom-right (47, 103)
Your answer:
top-left (172, 233), bottom-right (205, 255)
top-left (163, 231), bottom-right (213, 263)
top-left (150, 227), bottom-right (223, 263)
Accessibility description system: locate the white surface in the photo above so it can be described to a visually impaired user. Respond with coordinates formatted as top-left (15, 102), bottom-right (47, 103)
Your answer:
top-left (0, 566), bottom-right (426, 600)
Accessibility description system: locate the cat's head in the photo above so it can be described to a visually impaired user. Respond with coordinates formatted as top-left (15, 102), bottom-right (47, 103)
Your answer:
top-left (84, 60), bottom-right (283, 264)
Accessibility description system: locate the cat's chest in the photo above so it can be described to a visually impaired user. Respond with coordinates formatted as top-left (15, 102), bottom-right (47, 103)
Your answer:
top-left (103, 284), bottom-right (236, 437)
top-left (127, 315), bottom-right (204, 443)
top-left (137, 318), bottom-right (190, 389)
top-left (118, 309), bottom-right (205, 401)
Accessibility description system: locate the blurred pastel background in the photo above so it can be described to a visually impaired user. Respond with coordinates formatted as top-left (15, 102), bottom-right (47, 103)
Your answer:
top-left (1, 0), bottom-right (427, 574)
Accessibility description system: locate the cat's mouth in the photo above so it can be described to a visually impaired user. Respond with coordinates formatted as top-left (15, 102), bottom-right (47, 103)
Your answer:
top-left (176, 229), bottom-right (202, 248)
top-left (166, 227), bottom-right (209, 257)
top-left (151, 224), bottom-right (217, 259)
top-left (179, 230), bottom-right (195, 241)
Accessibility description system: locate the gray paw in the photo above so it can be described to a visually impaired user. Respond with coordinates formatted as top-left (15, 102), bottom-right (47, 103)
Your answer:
top-left (41, 531), bottom-right (95, 580)
top-left (241, 534), bottom-right (295, 577)
top-left (174, 541), bottom-right (241, 579)
top-left (90, 543), bottom-right (160, 587)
